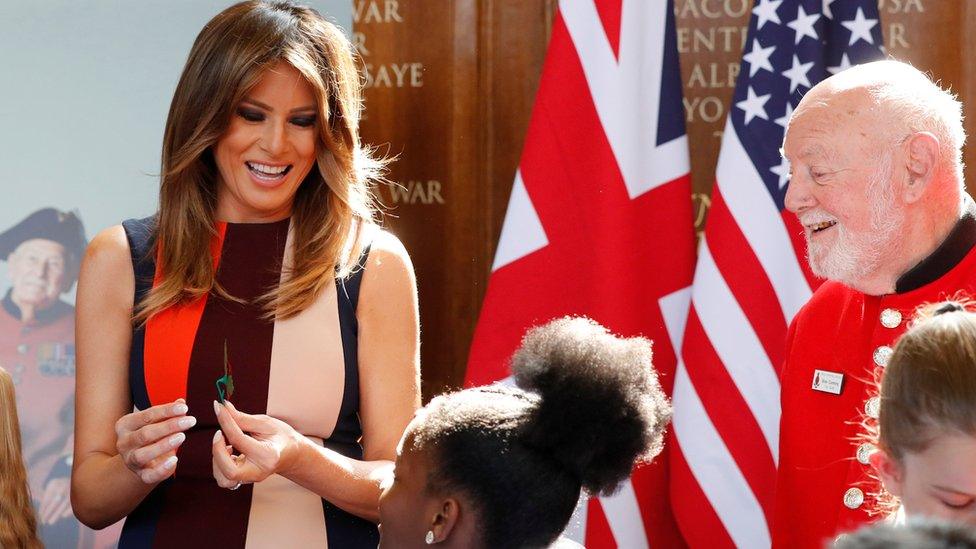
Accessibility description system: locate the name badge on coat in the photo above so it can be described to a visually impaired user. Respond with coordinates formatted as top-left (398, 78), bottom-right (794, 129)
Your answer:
top-left (812, 369), bottom-right (844, 395)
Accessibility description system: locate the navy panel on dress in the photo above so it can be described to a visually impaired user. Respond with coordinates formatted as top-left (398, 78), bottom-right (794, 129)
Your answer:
top-left (333, 244), bottom-right (370, 445)
top-left (117, 478), bottom-right (169, 549)
top-left (122, 216), bottom-right (157, 412)
top-left (328, 244), bottom-right (379, 547)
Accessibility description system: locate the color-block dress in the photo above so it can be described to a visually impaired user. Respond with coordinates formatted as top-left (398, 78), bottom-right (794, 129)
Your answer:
top-left (117, 216), bottom-right (378, 548)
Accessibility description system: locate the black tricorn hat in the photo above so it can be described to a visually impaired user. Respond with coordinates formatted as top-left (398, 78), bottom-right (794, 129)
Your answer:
top-left (0, 208), bottom-right (88, 262)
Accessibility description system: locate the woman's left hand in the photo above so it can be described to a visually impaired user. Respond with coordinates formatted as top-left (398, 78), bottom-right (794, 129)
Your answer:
top-left (211, 400), bottom-right (308, 489)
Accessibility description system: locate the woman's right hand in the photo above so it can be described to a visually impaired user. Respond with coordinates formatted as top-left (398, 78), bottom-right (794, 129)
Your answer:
top-left (115, 398), bottom-right (196, 484)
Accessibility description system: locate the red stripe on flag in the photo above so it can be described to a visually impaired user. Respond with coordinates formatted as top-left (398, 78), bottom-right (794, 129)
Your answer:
top-left (632, 458), bottom-right (688, 548)
top-left (681, 308), bottom-right (777, 522)
top-left (706, 187), bottom-right (788, 368)
top-left (585, 499), bottom-right (617, 549)
top-left (670, 435), bottom-right (736, 549)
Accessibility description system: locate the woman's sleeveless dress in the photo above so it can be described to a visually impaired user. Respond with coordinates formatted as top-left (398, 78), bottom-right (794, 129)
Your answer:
top-left (118, 216), bottom-right (378, 548)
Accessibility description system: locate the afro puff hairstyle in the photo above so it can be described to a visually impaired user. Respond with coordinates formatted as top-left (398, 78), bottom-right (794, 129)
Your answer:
top-left (406, 317), bottom-right (672, 549)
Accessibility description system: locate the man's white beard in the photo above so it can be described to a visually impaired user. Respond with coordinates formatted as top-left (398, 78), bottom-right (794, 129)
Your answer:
top-left (807, 156), bottom-right (904, 288)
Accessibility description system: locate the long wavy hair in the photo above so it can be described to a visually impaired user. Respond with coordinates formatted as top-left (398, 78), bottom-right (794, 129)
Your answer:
top-left (0, 367), bottom-right (41, 549)
top-left (135, 0), bottom-right (382, 324)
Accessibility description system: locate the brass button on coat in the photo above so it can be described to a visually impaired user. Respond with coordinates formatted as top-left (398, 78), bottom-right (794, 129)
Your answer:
top-left (843, 487), bottom-right (864, 510)
top-left (865, 396), bottom-right (881, 419)
top-left (873, 346), bottom-right (893, 368)
top-left (880, 309), bottom-right (902, 329)
top-left (856, 443), bottom-right (875, 465)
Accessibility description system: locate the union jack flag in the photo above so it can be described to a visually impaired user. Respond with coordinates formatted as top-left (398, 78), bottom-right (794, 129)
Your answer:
top-left (466, 0), bottom-right (694, 546)
top-left (670, 1), bottom-right (884, 547)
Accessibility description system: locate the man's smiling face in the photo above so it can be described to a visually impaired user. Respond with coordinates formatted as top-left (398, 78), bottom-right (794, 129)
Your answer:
top-left (783, 88), bottom-right (906, 288)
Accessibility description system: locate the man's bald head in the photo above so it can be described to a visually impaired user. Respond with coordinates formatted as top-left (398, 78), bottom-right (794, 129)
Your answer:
top-left (795, 60), bottom-right (965, 181)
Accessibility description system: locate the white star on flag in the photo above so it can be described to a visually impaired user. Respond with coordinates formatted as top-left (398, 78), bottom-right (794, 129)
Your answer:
top-left (753, 0), bottom-right (783, 30)
top-left (787, 5), bottom-right (820, 45)
top-left (827, 52), bottom-right (853, 74)
top-left (841, 7), bottom-right (878, 46)
top-left (771, 156), bottom-right (791, 189)
top-left (737, 86), bottom-right (771, 124)
top-left (823, 0), bottom-right (838, 19)
top-left (775, 102), bottom-right (794, 130)
top-left (743, 39), bottom-right (776, 77)
top-left (782, 55), bottom-right (814, 93)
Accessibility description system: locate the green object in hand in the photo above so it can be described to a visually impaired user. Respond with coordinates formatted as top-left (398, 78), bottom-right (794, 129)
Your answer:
top-left (216, 340), bottom-right (235, 404)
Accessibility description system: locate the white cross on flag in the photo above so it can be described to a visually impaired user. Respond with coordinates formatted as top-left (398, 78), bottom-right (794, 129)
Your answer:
top-left (466, 0), bottom-right (695, 546)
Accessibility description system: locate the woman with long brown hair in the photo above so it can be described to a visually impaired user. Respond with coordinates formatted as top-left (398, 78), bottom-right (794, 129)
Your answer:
top-left (0, 366), bottom-right (43, 549)
top-left (70, 2), bottom-right (419, 547)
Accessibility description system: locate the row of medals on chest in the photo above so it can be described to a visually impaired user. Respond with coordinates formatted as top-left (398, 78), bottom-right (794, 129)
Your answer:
top-left (5, 342), bottom-right (76, 385)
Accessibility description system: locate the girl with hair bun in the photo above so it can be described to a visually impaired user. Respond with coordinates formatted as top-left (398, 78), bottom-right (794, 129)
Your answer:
top-left (377, 317), bottom-right (672, 549)
top-left (869, 300), bottom-right (976, 526)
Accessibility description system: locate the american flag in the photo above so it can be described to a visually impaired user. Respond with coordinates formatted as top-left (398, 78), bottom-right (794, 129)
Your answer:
top-left (466, 0), bottom-right (694, 546)
top-left (669, 1), bottom-right (884, 547)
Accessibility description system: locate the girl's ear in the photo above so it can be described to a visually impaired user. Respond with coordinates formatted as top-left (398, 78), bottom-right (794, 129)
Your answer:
top-left (870, 449), bottom-right (905, 498)
top-left (429, 497), bottom-right (460, 544)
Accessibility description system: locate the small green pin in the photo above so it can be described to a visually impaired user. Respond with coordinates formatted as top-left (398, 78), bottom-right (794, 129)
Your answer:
top-left (216, 339), bottom-right (235, 404)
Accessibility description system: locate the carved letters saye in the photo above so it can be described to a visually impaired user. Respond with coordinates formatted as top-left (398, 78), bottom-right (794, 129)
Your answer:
top-left (365, 63), bottom-right (424, 88)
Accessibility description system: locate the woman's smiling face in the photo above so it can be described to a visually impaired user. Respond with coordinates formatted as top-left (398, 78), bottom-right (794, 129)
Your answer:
top-left (214, 61), bottom-right (319, 222)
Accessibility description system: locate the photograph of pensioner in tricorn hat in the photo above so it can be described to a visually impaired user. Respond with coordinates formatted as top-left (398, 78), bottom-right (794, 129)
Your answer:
top-left (0, 208), bottom-right (115, 548)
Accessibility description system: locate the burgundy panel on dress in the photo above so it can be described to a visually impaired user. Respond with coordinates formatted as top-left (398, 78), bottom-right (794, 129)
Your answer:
top-left (152, 220), bottom-right (289, 548)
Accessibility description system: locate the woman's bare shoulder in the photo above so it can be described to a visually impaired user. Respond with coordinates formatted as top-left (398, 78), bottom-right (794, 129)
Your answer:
top-left (79, 225), bottom-right (134, 306)
top-left (366, 228), bottom-right (411, 265)
top-left (359, 228), bottom-right (416, 308)
top-left (85, 225), bottom-right (131, 269)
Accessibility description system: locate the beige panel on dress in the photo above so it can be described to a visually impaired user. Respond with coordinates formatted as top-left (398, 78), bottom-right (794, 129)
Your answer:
top-left (246, 226), bottom-right (348, 547)
top-left (245, 436), bottom-right (333, 548)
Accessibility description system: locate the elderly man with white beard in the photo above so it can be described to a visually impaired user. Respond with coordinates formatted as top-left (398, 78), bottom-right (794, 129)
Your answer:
top-left (773, 60), bottom-right (974, 548)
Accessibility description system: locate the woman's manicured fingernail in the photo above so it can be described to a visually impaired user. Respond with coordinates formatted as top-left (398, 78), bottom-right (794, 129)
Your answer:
top-left (169, 433), bottom-right (186, 448)
top-left (173, 403), bottom-right (189, 415)
top-left (163, 456), bottom-right (178, 470)
top-left (213, 430), bottom-right (222, 444)
top-left (213, 400), bottom-right (221, 417)
top-left (179, 416), bottom-right (197, 429)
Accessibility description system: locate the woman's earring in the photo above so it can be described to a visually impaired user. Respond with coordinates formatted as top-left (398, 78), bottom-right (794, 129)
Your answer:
top-left (425, 530), bottom-right (435, 544)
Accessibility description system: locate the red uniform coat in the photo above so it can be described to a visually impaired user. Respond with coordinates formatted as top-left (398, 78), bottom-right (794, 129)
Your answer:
top-left (772, 204), bottom-right (976, 548)
top-left (0, 291), bottom-right (75, 496)
top-left (1, 290), bottom-right (123, 548)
